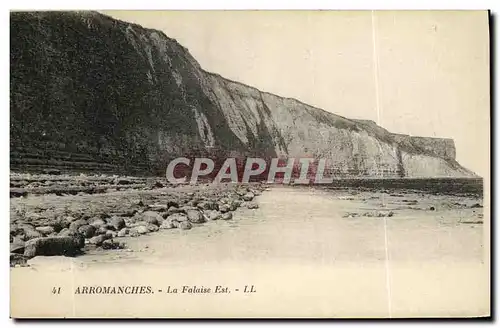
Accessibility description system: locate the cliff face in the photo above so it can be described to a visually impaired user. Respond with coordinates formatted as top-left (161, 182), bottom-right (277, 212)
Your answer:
top-left (10, 11), bottom-right (475, 178)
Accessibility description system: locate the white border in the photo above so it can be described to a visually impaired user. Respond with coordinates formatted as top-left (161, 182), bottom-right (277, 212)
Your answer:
top-left (3, 0), bottom-right (498, 326)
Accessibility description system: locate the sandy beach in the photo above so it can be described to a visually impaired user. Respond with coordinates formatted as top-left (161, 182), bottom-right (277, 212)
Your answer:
top-left (10, 185), bottom-right (489, 318)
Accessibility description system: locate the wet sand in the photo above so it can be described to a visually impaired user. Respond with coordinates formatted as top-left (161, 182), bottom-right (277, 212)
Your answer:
top-left (11, 186), bottom-right (489, 318)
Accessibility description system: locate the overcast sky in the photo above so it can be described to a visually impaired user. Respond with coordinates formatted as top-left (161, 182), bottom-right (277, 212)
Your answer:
top-left (103, 10), bottom-right (489, 177)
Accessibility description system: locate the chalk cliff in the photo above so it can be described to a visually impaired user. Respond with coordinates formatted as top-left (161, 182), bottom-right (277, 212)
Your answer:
top-left (10, 11), bottom-right (476, 178)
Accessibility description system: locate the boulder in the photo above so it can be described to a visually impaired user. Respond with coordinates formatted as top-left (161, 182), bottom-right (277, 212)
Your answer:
top-left (88, 235), bottom-right (107, 246)
top-left (102, 239), bottom-right (124, 250)
top-left (105, 230), bottom-right (118, 239)
top-left (147, 224), bottom-right (159, 232)
top-left (10, 253), bottom-right (29, 267)
top-left (22, 228), bottom-right (42, 241)
top-left (142, 211), bottom-right (163, 226)
top-left (167, 213), bottom-right (188, 222)
top-left (58, 228), bottom-right (80, 237)
top-left (186, 210), bottom-right (205, 223)
top-left (52, 218), bottom-right (70, 232)
top-left (109, 216), bottom-right (126, 230)
top-left (90, 218), bottom-right (106, 228)
top-left (218, 197), bottom-right (230, 204)
top-left (242, 192), bottom-right (255, 201)
top-left (148, 204), bottom-right (169, 212)
top-left (246, 202), bottom-right (259, 209)
top-left (166, 207), bottom-right (183, 216)
top-left (10, 239), bottom-right (25, 254)
top-left (78, 225), bottom-right (97, 238)
top-left (117, 228), bottom-right (129, 237)
top-left (160, 220), bottom-right (175, 229)
top-left (129, 228), bottom-right (140, 237)
top-left (221, 212), bottom-right (233, 220)
top-left (24, 236), bottom-right (83, 258)
top-left (136, 225), bottom-right (149, 235)
top-left (219, 204), bottom-right (231, 213)
top-left (166, 200), bottom-right (179, 208)
top-left (69, 219), bottom-right (87, 232)
top-left (203, 210), bottom-right (221, 221)
top-left (197, 201), bottom-right (216, 210)
top-left (35, 226), bottom-right (55, 236)
top-left (229, 199), bottom-right (242, 211)
top-left (179, 221), bottom-right (193, 230)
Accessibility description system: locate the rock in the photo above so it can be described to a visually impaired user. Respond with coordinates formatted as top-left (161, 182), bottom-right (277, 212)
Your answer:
top-left (179, 221), bottom-right (192, 230)
top-left (132, 199), bottom-right (145, 207)
top-left (65, 216), bottom-right (79, 223)
top-left (167, 213), bottom-right (188, 222)
top-left (45, 168), bottom-right (61, 175)
top-left (114, 209), bottom-right (137, 217)
top-left (362, 210), bottom-right (394, 217)
top-left (166, 207), bottom-right (183, 215)
top-left (129, 228), bottom-right (140, 237)
top-left (115, 178), bottom-right (132, 185)
top-left (78, 225), bottom-right (97, 238)
top-left (242, 192), bottom-right (255, 201)
top-left (105, 230), bottom-right (118, 239)
top-left (160, 220), bottom-right (175, 229)
top-left (96, 225), bottom-right (111, 235)
top-left (58, 228), bottom-right (76, 237)
top-left (229, 199), bottom-right (242, 211)
top-left (219, 197), bottom-right (230, 204)
top-left (24, 236), bottom-right (83, 258)
top-left (180, 205), bottom-right (198, 213)
top-left (10, 253), bottom-right (29, 267)
top-left (52, 218), bottom-right (70, 232)
top-left (221, 212), bottom-right (233, 220)
top-left (246, 202), bottom-right (259, 209)
top-left (342, 212), bottom-right (360, 218)
top-left (117, 228), bottom-right (129, 237)
top-left (101, 239), bottom-right (124, 250)
top-left (89, 235), bottom-right (107, 246)
top-left (147, 224), bottom-right (159, 232)
top-left (69, 219), bottom-right (87, 232)
top-left (470, 203), bottom-right (483, 208)
top-left (377, 211), bottom-right (394, 217)
top-left (236, 189), bottom-right (248, 196)
top-left (197, 201), bottom-right (216, 210)
top-left (148, 204), bottom-right (169, 212)
top-left (142, 211), bottom-right (163, 226)
top-left (35, 226), bottom-right (55, 236)
top-left (22, 228), bottom-right (42, 241)
top-left (152, 180), bottom-right (164, 188)
top-left (10, 240), bottom-right (25, 254)
top-left (429, 206), bottom-right (435, 211)
top-left (203, 210), bottom-right (221, 221)
top-left (219, 204), bottom-right (231, 213)
top-left (186, 210), bottom-right (205, 223)
top-left (136, 225), bottom-right (149, 235)
top-left (166, 200), bottom-right (179, 208)
top-left (109, 216), bottom-right (126, 230)
top-left (90, 218), bottom-right (106, 228)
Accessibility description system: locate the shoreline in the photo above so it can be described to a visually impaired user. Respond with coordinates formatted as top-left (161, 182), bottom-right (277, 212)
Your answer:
top-left (10, 174), bottom-right (268, 266)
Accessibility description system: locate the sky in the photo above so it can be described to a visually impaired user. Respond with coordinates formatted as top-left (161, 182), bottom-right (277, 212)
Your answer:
top-left (103, 10), bottom-right (490, 177)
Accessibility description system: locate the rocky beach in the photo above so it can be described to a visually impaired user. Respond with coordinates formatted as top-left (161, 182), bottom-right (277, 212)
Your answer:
top-left (10, 173), bottom-right (484, 268)
top-left (10, 178), bottom-right (488, 317)
top-left (10, 172), bottom-right (266, 267)
top-left (9, 11), bottom-right (489, 318)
